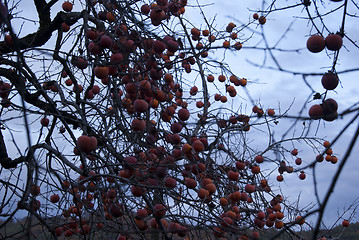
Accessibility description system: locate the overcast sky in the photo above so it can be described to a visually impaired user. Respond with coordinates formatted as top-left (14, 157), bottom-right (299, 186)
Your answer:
top-left (211, 0), bottom-right (359, 226)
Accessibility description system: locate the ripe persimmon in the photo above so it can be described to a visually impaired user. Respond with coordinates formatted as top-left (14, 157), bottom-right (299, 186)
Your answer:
top-left (325, 33), bottom-right (343, 51)
top-left (307, 35), bottom-right (325, 53)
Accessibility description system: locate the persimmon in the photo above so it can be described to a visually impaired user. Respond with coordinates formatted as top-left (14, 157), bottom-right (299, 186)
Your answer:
top-left (61, 23), bottom-right (70, 32)
top-left (316, 154), bottom-right (324, 162)
top-left (110, 53), bottom-right (123, 65)
top-left (251, 165), bottom-right (260, 174)
top-left (141, 4), bottom-right (150, 14)
top-left (275, 211), bottom-right (284, 220)
top-left (213, 226), bottom-right (224, 237)
top-left (196, 42), bottom-right (203, 50)
top-left (190, 28), bottom-right (200, 36)
top-left (133, 99), bottom-right (149, 113)
top-left (153, 204), bottom-right (167, 218)
top-left (229, 116), bottom-right (238, 124)
top-left (325, 148), bottom-right (333, 155)
top-left (185, 178), bottom-right (197, 189)
top-left (325, 33), bottom-right (343, 51)
top-left (228, 170), bottom-right (239, 181)
top-left (200, 51), bottom-right (208, 58)
top-left (201, 177), bottom-right (212, 186)
top-left (99, 35), bottom-right (112, 48)
top-left (202, 29), bottom-right (209, 36)
top-left (295, 216), bottom-right (305, 225)
top-left (299, 171), bottom-right (306, 180)
top-left (41, 117), bottom-right (49, 127)
top-left (223, 40), bottom-right (231, 48)
top-left (325, 155), bottom-right (332, 162)
top-left (220, 96), bottom-right (227, 103)
top-left (307, 35), bottom-right (325, 53)
top-left (220, 197), bottom-right (228, 206)
top-left (226, 22), bottom-right (236, 32)
top-left (55, 227), bottom-right (63, 236)
top-left (131, 185), bottom-right (144, 197)
top-left (221, 216), bottom-right (233, 227)
top-left (258, 16), bottom-right (266, 24)
top-left (190, 86), bottom-right (198, 95)
top-left (342, 220), bottom-right (349, 227)
top-left (253, 13), bottom-right (259, 19)
top-left (309, 104), bottom-right (323, 119)
top-left (266, 219), bottom-right (274, 227)
top-left (94, 66), bottom-right (109, 79)
top-left (207, 75), bottom-right (215, 82)
top-left (164, 177), bottom-right (177, 188)
top-left (226, 210), bottom-right (236, 219)
top-left (50, 194), bottom-right (60, 203)
top-left (77, 135), bottom-right (97, 153)
top-left (170, 122), bottom-right (182, 133)
top-left (230, 32), bottom-right (237, 39)
top-left (198, 188), bottom-right (209, 199)
top-left (208, 35), bottom-right (216, 42)
top-left (254, 155), bottom-right (264, 163)
top-left (275, 220), bottom-right (284, 229)
top-left (205, 183), bottom-right (216, 194)
top-left (276, 175), bottom-right (284, 182)
top-left (236, 161), bottom-right (245, 170)
top-left (226, 85), bottom-right (235, 93)
top-left (234, 42), bottom-right (242, 50)
top-left (231, 191), bottom-right (241, 202)
top-left (178, 108), bottom-right (190, 121)
top-left (322, 98), bottom-right (338, 116)
top-left (86, 30), bottom-right (97, 40)
top-left (321, 72), bottom-right (339, 90)
top-left (267, 109), bottom-right (275, 116)
top-left (245, 184), bottom-right (255, 193)
top-left (131, 119), bottom-right (146, 131)
top-left (196, 101), bottom-right (204, 108)
top-left (192, 140), bottom-right (204, 152)
top-left (291, 148), bottom-right (298, 156)
top-left (330, 155), bottom-right (338, 164)
top-left (182, 143), bottom-right (192, 154)
top-left (323, 141), bottom-right (331, 148)
top-left (218, 75), bottom-right (226, 82)
top-left (106, 12), bottom-right (115, 22)
top-left (62, 1), bottom-right (73, 12)
top-left (152, 40), bottom-right (166, 54)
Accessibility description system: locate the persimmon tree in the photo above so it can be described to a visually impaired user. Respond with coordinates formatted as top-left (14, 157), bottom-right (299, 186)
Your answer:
top-left (0, 0), bottom-right (358, 240)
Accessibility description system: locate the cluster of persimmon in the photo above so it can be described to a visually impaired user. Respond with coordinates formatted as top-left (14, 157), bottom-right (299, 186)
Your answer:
top-left (316, 140), bottom-right (338, 164)
top-left (275, 141), bottom-right (338, 184)
top-left (214, 193), bottom-right (305, 239)
top-left (307, 33), bottom-right (342, 121)
top-left (252, 13), bottom-right (266, 25)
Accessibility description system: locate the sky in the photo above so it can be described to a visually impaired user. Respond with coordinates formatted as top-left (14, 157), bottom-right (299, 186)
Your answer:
top-left (1, 0), bottom-right (359, 231)
top-left (208, 0), bottom-right (359, 226)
